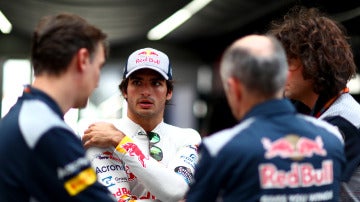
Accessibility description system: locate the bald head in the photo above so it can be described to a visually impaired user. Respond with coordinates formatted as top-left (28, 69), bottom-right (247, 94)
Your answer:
top-left (220, 34), bottom-right (288, 97)
top-left (231, 35), bottom-right (274, 57)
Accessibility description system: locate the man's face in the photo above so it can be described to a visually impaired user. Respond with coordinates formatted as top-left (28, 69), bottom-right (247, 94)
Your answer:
top-left (284, 58), bottom-right (313, 102)
top-left (76, 43), bottom-right (105, 108)
top-left (124, 69), bottom-right (172, 121)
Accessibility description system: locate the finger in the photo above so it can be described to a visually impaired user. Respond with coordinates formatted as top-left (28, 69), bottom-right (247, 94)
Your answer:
top-left (81, 133), bottom-right (90, 144)
top-left (88, 123), bottom-right (96, 128)
top-left (82, 135), bottom-right (95, 149)
top-left (83, 140), bottom-right (91, 149)
top-left (84, 128), bottom-right (91, 134)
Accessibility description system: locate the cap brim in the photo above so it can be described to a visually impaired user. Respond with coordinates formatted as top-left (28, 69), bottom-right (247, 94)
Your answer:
top-left (125, 66), bottom-right (169, 80)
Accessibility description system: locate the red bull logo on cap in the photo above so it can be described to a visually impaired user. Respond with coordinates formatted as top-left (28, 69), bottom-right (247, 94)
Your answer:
top-left (262, 135), bottom-right (327, 160)
top-left (135, 49), bottom-right (160, 65)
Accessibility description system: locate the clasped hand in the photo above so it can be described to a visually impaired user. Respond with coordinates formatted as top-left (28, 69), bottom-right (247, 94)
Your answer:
top-left (82, 122), bottom-right (125, 149)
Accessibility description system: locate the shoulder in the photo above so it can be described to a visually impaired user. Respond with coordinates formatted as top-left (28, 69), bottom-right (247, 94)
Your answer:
top-left (19, 100), bottom-right (73, 148)
top-left (323, 115), bottom-right (360, 143)
top-left (298, 114), bottom-right (344, 143)
top-left (324, 115), bottom-right (357, 132)
top-left (161, 122), bottom-right (201, 144)
top-left (164, 123), bottom-right (199, 134)
top-left (323, 93), bottom-right (360, 128)
top-left (203, 118), bottom-right (255, 157)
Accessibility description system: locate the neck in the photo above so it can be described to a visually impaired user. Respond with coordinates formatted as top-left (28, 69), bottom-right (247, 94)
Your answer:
top-left (32, 75), bottom-right (73, 114)
top-left (237, 91), bottom-right (283, 120)
top-left (298, 91), bottom-right (319, 110)
top-left (127, 112), bottom-right (163, 132)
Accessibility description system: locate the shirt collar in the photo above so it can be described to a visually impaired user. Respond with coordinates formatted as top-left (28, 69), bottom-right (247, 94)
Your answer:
top-left (120, 116), bottom-right (165, 137)
top-left (22, 85), bottom-right (63, 119)
top-left (241, 98), bottom-right (296, 122)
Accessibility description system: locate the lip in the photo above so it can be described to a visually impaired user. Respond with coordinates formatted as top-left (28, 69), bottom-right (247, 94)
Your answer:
top-left (138, 99), bottom-right (154, 108)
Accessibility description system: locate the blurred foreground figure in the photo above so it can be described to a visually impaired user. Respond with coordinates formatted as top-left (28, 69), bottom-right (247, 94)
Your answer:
top-left (186, 34), bottom-right (345, 202)
top-left (0, 13), bottom-right (116, 201)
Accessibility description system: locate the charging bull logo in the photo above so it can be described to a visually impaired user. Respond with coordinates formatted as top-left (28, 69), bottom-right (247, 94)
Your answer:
top-left (122, 143), bottom-right (148, 167)
top-left (138, 49), bottom-right (159, 56)
top-left (262, 135), bottom-right (327, 160)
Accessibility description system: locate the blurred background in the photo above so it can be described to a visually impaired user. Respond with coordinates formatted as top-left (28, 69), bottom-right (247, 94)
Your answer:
top-left (0, 0), bottom-right (359, 137)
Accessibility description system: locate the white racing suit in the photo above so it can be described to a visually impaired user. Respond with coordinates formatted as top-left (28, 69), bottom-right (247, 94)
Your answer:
top-left (86, 117), bottom-right (201, 202)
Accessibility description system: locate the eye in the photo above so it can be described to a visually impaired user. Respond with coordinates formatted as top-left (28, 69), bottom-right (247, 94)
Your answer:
top-left (152, 80), bottom-right (162, 86)
top-left (131, 80), bottom-right (141, 86)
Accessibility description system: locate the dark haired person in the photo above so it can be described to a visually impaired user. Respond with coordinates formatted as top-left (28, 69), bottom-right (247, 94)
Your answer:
top-left (82, 47), bottom-right (201, 201)
top-left (268, 6), bottom-right (360, 201)
top-left (0, 13), bottom-right (116, 201)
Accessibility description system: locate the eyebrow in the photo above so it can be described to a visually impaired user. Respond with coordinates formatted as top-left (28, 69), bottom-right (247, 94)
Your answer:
top-left (130, 74), bottom-right (165, 81)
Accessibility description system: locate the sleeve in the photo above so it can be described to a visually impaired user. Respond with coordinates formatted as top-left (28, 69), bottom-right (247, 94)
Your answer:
top-left (34, 128), bottom-right (117, 202)
top-left (323, 115), bottom-right (360, 182)
top-left (115, 136), bottom-right (190, 202)
top-left (86, 147), bottom-right (137, 201)
top-left (185, 143), bottom-right (222, 202)
top-left (167, 144), bottom-right (199, 185)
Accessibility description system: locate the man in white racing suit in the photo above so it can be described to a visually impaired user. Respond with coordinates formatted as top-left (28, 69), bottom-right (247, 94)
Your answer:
top-left (82, 47), bottom-right (201, 202)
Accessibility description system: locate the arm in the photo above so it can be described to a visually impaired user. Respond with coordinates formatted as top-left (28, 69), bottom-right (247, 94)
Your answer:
top-left (186, 144), bottom-right (220, 202)
top-left (86, 147), bottom-right (137, 202)
top-left (167, 144), bottom-right (199, 185)
top-left (116, 136), bottom-right (190, 202)
top-left (82, 122), bottom-right (200, 201)
top-left (83, 123), bottom-right (150, 201)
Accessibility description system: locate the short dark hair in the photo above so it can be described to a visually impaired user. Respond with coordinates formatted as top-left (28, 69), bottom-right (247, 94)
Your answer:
top-left (31, 13), bottom-right (108, 76)
top-left (268, 6), bottom-right (356, 98)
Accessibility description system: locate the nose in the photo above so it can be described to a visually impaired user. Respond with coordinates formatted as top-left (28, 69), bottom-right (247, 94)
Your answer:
top-left (140, 83), bottom-right (151, 96)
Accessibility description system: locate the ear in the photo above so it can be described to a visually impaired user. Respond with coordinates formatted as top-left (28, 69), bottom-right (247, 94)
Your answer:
top-left (166, 90), bottom-right (173, 101)
top-left (122, 91), bottom-right (128, 99)
top-left (227, 77), bottom-right (242, 101)
top-left (76, 48), bottom-right (90, 72)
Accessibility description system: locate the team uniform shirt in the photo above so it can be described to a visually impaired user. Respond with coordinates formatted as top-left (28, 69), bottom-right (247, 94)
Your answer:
top-left (0, 86), bottom-right (116, 202)
top-left (186, 99), bottom-right (345, 202)
top-left (86, 116), bottom-right (201, 202)
top-left (316, 93), bottom-right (360, 201)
